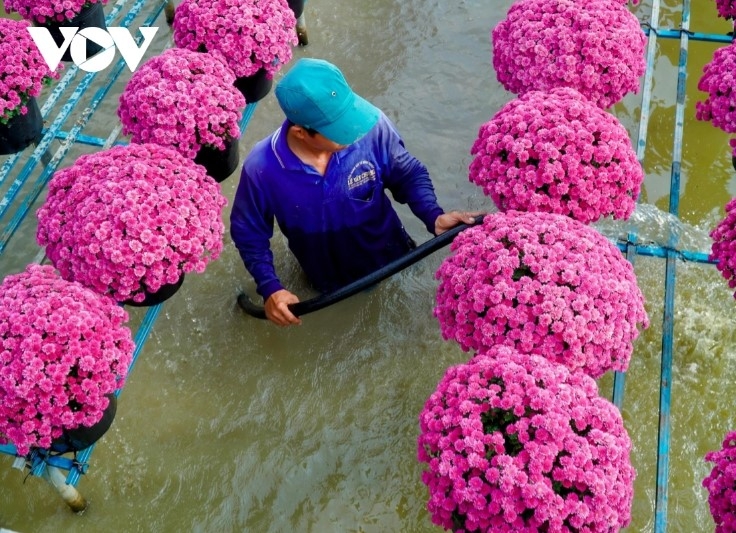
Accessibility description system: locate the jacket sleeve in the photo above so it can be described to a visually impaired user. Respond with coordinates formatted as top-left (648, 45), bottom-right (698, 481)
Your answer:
top-left (378, 116), bottom-right (445, 234)
top-left (229, 166), bottom-right (284, 301)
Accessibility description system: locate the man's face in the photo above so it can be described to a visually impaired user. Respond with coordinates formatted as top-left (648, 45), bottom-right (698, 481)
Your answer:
top-left (299, 127), bottom-right (347, 153)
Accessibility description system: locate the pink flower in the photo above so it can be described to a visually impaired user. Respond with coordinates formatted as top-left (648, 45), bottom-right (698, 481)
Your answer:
top-left (713, 0), bottom-right (736, 19)
top-left (418, 346), bottom-right (635, 532)
top-left (171, 0), bottom-right (298, 80)
top-left (0, 265), bottom-right (134, 455)
top-left (0, 19), bottom-right (61, 123)
top-left (118, 48), bottom-right (245, 157)
top-left (491, 0), bottom-right (646, 109)
top-left (434, 211), bottom-right (650, 378)
top-left (36, 143), bottom-right (228, 303)
top-left (4, 0), bottom-right (107, 23)
top-left (469, 87), bottom-right (643, 224)
top-left (696, 43), bottom-right (736, 137)
top-left (703, 431), bottom-right (736, 533)
top-left (709, 197), bottom-right (736, 296)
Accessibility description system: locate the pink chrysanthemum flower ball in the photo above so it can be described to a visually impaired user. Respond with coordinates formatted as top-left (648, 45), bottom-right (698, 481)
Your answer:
top-left (714, 0), bottom-right (736, 20)
top-left (434, 211), bottom-right (649, 378)
top-left (0, 18), bottom-right (60, 123)
top-left (491, 0), bottom-right (646, 109)
top-left (118, 48), bottom-right (245, 160)
top-left (710, 197), bottom-right (736, 296)
top-left (696, 43), bottom-right (736, 135)
top-left (418, 345), bottom-right (636, 532)
top-left (4, 0), bottom-right (107, 24)
top-left (0, 264), bottom-right (134, 455)
top-left (36, 143), bottom-right (228, 303)
top-left (469, 87), bottom-right (643, 224)
top-left (172, 0), bottom-right (298, 80)
top-left (703, 431), bottom-right (736, 533)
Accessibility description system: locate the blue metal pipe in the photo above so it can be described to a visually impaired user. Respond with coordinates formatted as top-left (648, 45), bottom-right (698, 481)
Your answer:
top-left (645, 27), bottom-right (732, 44)
top-left (636, 0), bottom-right (662, 162)
top-left (612, 232), bottom-right (640, 409)
top-left (613, 241), bottom-right (713, 264)
top-left (53, 131), bottom-right (120, 147)
top-left (0, 0), bottom-right (163, 252)
top-left (653, 0), bottom-right (690, 529)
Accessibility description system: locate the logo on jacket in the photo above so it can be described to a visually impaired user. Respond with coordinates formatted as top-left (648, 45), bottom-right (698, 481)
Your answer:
top-left (347, 161), bottom-right (376, 190)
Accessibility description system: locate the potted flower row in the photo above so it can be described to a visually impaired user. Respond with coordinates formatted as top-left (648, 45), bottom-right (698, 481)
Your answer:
top-left (117, 0), bottom-right (299, 182)
top-left (0, 0), bottom-right (305, 460)
top-left (0, 142), bottom-right (229, 455)
top-left (687, 31), bottom-right (736, 531)
top-left (454, 0), bottom-right (736, 527)
top-left (417, 210), bottom-right (650, 530)
top-left (415, 0), bottom-right (653, 527)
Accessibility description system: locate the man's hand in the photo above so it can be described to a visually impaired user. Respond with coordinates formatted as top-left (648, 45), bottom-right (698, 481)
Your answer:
top-left (265, 289), bottom-right (302, 326)
top-left (434, 211), bottom-right (481, 235)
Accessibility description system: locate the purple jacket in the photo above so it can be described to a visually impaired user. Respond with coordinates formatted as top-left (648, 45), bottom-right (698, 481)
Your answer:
top-left (230, 113), bottom-right (444, 300)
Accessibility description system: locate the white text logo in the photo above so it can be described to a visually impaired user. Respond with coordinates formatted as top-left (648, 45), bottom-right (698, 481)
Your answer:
top-left (27, 27), bottom-right (159, 73)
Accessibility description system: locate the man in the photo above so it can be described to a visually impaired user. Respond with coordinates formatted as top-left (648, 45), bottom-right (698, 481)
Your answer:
top-left (230, 58), bottom-right (476, 326)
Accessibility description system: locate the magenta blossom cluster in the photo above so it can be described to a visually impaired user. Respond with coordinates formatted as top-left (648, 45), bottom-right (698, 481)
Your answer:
top-left (0, 264), bottom-right (134, 455)
top-left (492, 0), bottom-right (646, 109)
top-left (469, 87), bottom-right (643, 224)
top-left (714, 0), bottom-right (736, 19)
top-left (4, 0), bottom-right (107, 23)
top-left (0, 18), bottom-right (59, 123)
top-left (696, 43), bottom-right (736, 134)
top-left (172, 0), bottom-right (298, 80)
top-left (36, 143), bottom-right (228, 303)
top-left (709, 197), bottom-right (736, 297)
top-left (418, 345), bottom-right (635, 532)
top-left (703, 431), bottom-right (736, 533)
top-left (118, 48), bottom-right (245, 159)
top-left (434, 211), bottom-right (649, 378)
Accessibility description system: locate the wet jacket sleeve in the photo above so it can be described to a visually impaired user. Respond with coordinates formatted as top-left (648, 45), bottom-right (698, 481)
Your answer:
top-left (378, 117), bottom-right (445, 234)
top-left (229, 167), bottom-right (284, 301)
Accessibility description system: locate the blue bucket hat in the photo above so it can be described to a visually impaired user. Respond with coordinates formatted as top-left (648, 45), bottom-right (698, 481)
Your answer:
top-left (275, 58), bottom-right (380, 145)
